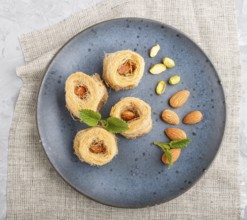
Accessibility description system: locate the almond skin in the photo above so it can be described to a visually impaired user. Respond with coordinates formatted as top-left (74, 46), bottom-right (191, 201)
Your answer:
top-left (89, 144), bottom-right (106, 154)
top-left (165, 128), bottom-right (187, 140)
top-left (162, 149), bottom-right (181, 164)
top-left (118, 59), bottom-right (137, 76)
top-left (121, 110), bottom-right (138, 121)
top-left (183, 111), bottom-right (203, 124)
top-left (161, 109), bottom-right (180, 125)
top-left (74, 86), bottom-right (87, 99)
top-left (169, 90), bottom-right (190, 108)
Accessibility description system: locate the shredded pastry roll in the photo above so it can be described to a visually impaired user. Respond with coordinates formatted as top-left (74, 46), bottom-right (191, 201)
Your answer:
top-left (73, 127), bottom-right (118, 166)
top-left (110, 97), bottom-right (152, 139)
top-left (65, 72), bottom-right (108, 118)
top-left (103, 50), bottom-right (145, 90)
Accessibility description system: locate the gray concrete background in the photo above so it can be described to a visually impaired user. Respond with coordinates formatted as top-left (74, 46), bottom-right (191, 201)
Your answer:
top-left (0, 0), bottom-right (246, 219)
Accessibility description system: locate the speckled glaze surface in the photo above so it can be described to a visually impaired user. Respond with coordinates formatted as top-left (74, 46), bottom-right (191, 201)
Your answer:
top-left (37, 18), bottom-right (226, 208)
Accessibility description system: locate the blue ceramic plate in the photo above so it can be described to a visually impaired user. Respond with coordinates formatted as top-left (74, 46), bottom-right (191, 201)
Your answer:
top-left (37, 18), bottom-right (226, 208)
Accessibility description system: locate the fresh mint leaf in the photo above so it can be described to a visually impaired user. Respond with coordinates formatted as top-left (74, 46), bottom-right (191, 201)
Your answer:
top-left (79, 109), bottom-right (101, 127)
top-left (164, 149), bottom-right (173, 169)
top-left (105, 117), bottom-right (129, 133)
top-left (154, 139), bottom-right (191, 169)
top-left (153, 142), bottom-right (170, 151)
top-left (79, 110), bottom-right (129, 134)
top-left (169, 138), bottom-right (191, 149)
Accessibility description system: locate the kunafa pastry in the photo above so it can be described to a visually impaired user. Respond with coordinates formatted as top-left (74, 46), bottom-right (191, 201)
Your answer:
top-left (110, 97), bottom-right (152, 139)
top-left (73, 127), bottom-right (118, 166)
top-left (103, 50), bottom-right (145, 90)
top-left (65, 72), bottom-right (108, 118)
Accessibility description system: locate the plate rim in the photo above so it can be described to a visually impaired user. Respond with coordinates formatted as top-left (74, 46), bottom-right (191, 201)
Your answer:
top-left (36, 17), bottom-right (227, 208)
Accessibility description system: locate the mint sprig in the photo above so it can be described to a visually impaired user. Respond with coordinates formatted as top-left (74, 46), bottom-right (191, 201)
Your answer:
top-left (79, 109), bottom-right (101, 126)
top-left (153, 138), bottom-right (191, 169)
top-left (79, 109), bottom-right (129, 134)
top-left (169, 139), bottom-right (191, 149)
top-left (105, 117), bottom-right (129, 134)
top-left (164, 149), bottom-right (173, 169)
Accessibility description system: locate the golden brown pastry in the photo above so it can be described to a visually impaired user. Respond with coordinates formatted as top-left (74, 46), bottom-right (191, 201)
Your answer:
top-left (103, 50), bottom-right (145, 90)
top-left (73, 127), bottom-right (118, 166)
top-left (110, 97), bottom-right (152, 139)
top-left (65, 72), bottom-right (108, 118)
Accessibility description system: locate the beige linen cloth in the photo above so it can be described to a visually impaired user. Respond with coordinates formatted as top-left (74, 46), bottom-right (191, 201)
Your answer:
top-left (7, 0), bottom-right (241, 219)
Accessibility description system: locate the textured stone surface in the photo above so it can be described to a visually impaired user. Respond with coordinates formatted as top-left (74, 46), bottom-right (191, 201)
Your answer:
top-left (0, 0), bottom-right (246, 219)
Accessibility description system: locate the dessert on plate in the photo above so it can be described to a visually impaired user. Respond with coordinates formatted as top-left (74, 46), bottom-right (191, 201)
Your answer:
top-left (73, 127), bottom-right (118, 166)
top-left (110, 97), bottom-right (152, 139)
top-left (65, 72), bottom-right (108, 118)
top-left (103, 50), bottom-right (145, 91)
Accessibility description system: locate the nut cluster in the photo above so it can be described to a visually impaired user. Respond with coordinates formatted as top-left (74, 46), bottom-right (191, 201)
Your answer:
top-left (149, 44), bottom-right (204, 166)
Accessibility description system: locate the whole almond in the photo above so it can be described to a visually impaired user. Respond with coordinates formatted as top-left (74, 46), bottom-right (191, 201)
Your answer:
top-left (121, 110), bottom-right (137, 121)
top-left (183, 111), bottom-right (203, 124)
top-left (162, 149), bottom-right (181, 164)
top-left (165, 128), bottom-right (187, 140)
top-left (89, 144), bottom-right (106, 154)
top-left (169, 90), bottom-right (190, 108)
top-left (74, 85), bottom-right (87, 99)
top-left (161, 109), bottom-right (180, 125)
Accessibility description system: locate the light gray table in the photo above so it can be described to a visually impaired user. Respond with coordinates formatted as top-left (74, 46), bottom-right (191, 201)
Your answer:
top-left (0, 0), bottom-right (246, 219)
